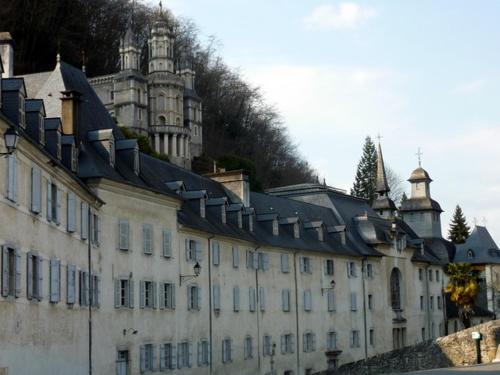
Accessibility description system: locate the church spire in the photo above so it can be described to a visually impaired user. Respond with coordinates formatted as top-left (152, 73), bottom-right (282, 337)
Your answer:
top-left (375, 140), bottom-right (390, 195)
top-left (371, 139), bottom-right (396, 218)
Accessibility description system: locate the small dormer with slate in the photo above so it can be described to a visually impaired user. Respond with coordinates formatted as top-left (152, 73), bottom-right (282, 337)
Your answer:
top-left (181, 190), bottom-right (208, 218)
top-left (304, 220), bottom-right (324, 241)
top-left (227, 203), bottom-right (244, 229)
top-left (165, 180), bottom-right (186, 194)
top-left (327, 225), bottom-right (347, 245)
top-left (1, 78), bottom-right (26, 128)
top-left (243, 207), bottom-right (255, 232)
top-left (88, 129), bottom-right (115, 167)
top-left (25, 99), bottom-right (46, 145)
top-left (61, 135), bottom-right (78, 173)
top-left (116, 139), bottom-right (140, 175)
top-left (44, 118), bottom-right (62, 160)
top-left (257, 212), bottom-right (280, 236)
top-left (206, 197), bottom-right (229, 224)
top-left (279, 216), bottom-right (301, 239)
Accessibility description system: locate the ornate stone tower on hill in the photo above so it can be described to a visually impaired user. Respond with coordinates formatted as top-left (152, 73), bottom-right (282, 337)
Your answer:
top-left (400, 165), bottom-right (443, 238)
top-left (89, 6), bottom-right (203, 169)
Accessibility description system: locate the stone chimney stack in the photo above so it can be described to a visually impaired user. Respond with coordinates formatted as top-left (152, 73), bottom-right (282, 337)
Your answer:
top-left (0, 32), bottom-right (14, 78)
top-left (60, 90), bottom-right (82, 143)
top-left (206, 169), bottom-right (250, 207)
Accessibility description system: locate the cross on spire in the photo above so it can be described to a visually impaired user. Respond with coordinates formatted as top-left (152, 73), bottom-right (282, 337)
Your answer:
top-left (415, 147), bottom-right (423, 167)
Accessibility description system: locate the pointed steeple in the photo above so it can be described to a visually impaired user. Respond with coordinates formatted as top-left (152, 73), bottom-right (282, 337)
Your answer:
top-left (376, 141), bottom-right (390, 194)
top-left (372, 140), bottom-right (396, 218)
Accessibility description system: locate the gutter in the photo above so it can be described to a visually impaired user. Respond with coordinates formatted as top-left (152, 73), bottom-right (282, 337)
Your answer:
top-left (207, 234), bottom-right (215, 374)
top-left (254, 245), bottom-right (261, 371)
top-left (424, 264), bottom-right (431, 339)
top-left (362, 257), bottom-right (368, 359)
top-left (293, 251), bottom-right (300, 374)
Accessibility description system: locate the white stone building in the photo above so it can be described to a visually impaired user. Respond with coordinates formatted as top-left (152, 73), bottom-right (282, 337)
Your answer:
top-left (0, 33), bottom-right (451, 375)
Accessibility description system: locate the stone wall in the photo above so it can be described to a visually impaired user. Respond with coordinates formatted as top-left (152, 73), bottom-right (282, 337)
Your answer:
top-left (318, 320), bottom-right (500, 375)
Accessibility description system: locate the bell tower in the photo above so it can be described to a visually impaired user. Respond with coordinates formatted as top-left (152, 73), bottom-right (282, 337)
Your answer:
top-left (148, 3), bottom-right (175, 74)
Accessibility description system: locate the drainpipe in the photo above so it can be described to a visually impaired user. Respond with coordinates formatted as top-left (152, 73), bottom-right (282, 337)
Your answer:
top-left (442, 271), bottom-right (448, 335)
top-left (424, 264), bottom-right (431, 339)
top-left (88, 205), bottom-right (93, 375)
top-left (254, 245), bottom-right (261, 372)
top-left (293, 252), bottom-right (300, 374)
top-left (207, 234), bottom-right (215, 374)
top-left (362, 257), bottom-right (368, 359)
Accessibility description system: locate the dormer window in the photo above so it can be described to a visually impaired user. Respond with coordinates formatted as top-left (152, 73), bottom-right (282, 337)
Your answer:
top-left (272, 219), bottom-right (279, 236)
top-left (467, 249), bottom-right (474, 260)
top-left (249, 215), bottom-right (254, 232)
top-left (293, 222), bottom-right (300, 239)
top-left (316, 227), bottom-right (324, 242)
top-left (200, 199), bottom-right (206, 218)
top-left (109, 138), bottom-right (115, 167)
top-left (39, 114), bottom-right (45, 144)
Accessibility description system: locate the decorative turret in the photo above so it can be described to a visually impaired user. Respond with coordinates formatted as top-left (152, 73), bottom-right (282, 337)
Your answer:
top-left (148, 3), bottom-right (175, 74)
top-left (119, 26), bottom-right (140, 71)
top-left (400, 154), bottom-right (443, 238)
top-left (371, 141), bottom-right (396, 218)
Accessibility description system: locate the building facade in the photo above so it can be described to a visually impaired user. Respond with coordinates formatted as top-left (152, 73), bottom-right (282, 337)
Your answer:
top-left (88, 11), bottom-right (203, 170)
top-left (0, 33), bottom-right (455, 375)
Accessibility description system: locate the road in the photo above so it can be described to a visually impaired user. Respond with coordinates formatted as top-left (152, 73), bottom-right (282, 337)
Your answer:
top-left (400, 362), bottom-right (500, 374)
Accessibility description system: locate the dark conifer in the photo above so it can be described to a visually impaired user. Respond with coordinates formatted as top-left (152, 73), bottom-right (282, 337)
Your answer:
top-left (351, 136), bottom-right (377, 203)
top-left (448, 205), bottom-right (471, 244)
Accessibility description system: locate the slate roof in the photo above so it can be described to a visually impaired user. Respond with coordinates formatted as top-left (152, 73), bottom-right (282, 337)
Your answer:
top-left (400, 197), bottom-right (443, 213)
top-left (454, 226), bottom-right (500, 264)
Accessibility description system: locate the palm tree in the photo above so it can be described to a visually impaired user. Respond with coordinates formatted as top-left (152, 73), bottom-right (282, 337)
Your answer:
top-left (445, 263), bottom-right (480, 328)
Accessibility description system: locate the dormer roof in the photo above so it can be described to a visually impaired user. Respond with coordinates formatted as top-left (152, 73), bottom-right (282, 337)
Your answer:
top-left (408, 167), bottom-right (432, 182)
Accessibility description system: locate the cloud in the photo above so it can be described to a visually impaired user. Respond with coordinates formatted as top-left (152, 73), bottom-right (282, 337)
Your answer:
top-left (303, 3), bottom-right (376, 30)
top-left (452, 79), bottom-right (485, 95)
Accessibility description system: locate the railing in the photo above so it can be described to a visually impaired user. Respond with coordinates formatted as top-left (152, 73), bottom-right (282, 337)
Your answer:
top-left (149, 125), bottom-right (191, 136)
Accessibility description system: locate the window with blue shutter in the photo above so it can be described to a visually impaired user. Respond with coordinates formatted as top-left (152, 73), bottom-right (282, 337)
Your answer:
top-left (249, 287), bottom-right (256, 312)
top-left (6, 154), bottom-right (17, 202)
top-left (36, 255), bottom-right (43, 301)
top-left (281, 253), bottom-right (289, 273)
top-left (195, 241), bottom-right (202, 261)
top-left (212, 242), bottom-right (220, 266)
top-left (143, 224), bottom-right (153, 254)
top-left (282, 289), bottom-right (291, 312)
top-left (81, 202), bottom-right (89, 240)
top-left (49, 258), bottom-right (60, 303)
top-left (118, 219), bottom-right (129, 250)
top-left (46, 181), bottom-right (52, 221)
top-left (1, 246), bottom-right (21, 298)
top-left (259, 287), bottom-right (266, 312)
top-left (14, 248), bottom-right (21, 298)
top-left (304, 289), bottom-right (312, 311)
top-left (327, 289), bottom-right (335, 312)
top-left (67, 192), bottom-right (77, 232)
top-left (233, 286), bottom-right (240, 312)
top-left (162, 229), bottom-right (172, 257)
top-left (31, 166), bottom-right (42, 213)
top-left (232, 246), bottom-right (239, 268)
top-left (55, 188), bottom-right (62, 225)
top-left (350, 292), bottom-right (357, 311)
top-left (213, 283), bottom-right (221, 311)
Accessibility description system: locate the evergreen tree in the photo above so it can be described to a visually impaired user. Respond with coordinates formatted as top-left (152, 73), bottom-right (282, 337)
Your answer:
top-left (448, 205), bottom-right (471, 244)
top-left (350, 136), bottom-right (377, 203)
top-left (399, 192), bottom-right (408, 208)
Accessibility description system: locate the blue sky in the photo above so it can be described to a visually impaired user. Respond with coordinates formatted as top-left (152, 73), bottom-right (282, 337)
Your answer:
top-left (162, 0), bottom-right (500, 241)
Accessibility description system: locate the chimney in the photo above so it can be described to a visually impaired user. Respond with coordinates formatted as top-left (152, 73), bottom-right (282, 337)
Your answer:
top-left (60, 90), bottom-right (82, 143)
top-left (0, 32), bottom-right (14, 78)
top-left (205, 169), bottom-right (250, 207)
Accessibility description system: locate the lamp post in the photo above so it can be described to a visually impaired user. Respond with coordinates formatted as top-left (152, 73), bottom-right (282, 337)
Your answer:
top-left (0, 127), bottom-right (19, 156)
top-left (179, 262), bottom-right (201, 285)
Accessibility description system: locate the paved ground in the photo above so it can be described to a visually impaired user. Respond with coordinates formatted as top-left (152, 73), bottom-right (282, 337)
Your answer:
top-left (400, 362), bottom-right (500, 374)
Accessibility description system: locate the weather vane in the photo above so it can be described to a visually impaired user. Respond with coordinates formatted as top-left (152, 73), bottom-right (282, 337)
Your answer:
top-left (415, 147), bottom-right (423, 167)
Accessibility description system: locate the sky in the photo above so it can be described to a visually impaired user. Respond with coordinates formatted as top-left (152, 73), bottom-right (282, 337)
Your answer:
top-left (159, 0), bottom-right (500, 242)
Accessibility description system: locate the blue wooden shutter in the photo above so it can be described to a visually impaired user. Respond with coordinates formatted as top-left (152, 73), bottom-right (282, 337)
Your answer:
top-left (37, 256), bottom-right (43, 301)
top-left (27, 252), bottom-right (33, 299)
top-left (151, 344), bottom-right (158, 371)
top-left (81, 203), bottom-right (88, 239)
top-left (118, 219), bottom-right (129, 250)
top-left (195, 241), bottom-right (202, 261)
top-left (162, 229), bottom-right (171, 257)
top-left (188, 343), bottom-right (193, 368)
top-left (129, 279), bottom-right (134, 308)
top-left (212, 242), bottom-right (220, 266)
top-left (196, 286), bottom-right (201, 310)
top-left (197, 341), bottom-right (202, 366)
top-left (170, 345), bottom-right (177, 369)
top-left (139, 345), bottom-right (146, 373)
top-left (140, 280), bottom-right (145, 308)
top-left (232, 247), bottom-right (239, 268)
top-left (153, 282), bottom-right (158, 309)
top-left (259, 287), bottom-right (265, 311)
top-left (351, 292), bottom-right (357, 311)
top-left (14, 248), bottom-right (21, 297)
top-left (171, 284), bottom-right (176, 309)
top-left (49, 258), bottom-right (60, 303)
top-left (159, 344), bottom-right (165, 371)
top-left (187, 286), bottom-right (192, 311)
top-left (31, 167), bottom-right (42, 213)
top-left (55, 188), bottom-right (62, 225)
top-left (7, 155), bottom-right (17, 202)
top-left (67, 264), bottom-right (76, 304)
top-left (114, 279), bottom-right (120, 307)
top-left (263, 253), bottom-right (269, 271)
top-left (185, 239), bottom-right (191, 261)
top-left (213, 284), bottom-right (220, 310)
top-left (233, 286), bottom-right (240, 312)
top-left (46, 181), bottom-right (52, 221)
top-left (159, 283), bottom-right (165, 309)
top-left (328, 290), bottom-right (335, 311)
top-left (1, 246), bottom-right (9, 297)
top-left (67, 192), bottom-right (76, 232)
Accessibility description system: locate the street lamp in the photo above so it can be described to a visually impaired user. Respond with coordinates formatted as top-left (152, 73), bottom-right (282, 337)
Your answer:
top-left (321, 279), bottom-right (336, 294)
top-left (180, 262), bottom-right (201, 285)
top-left (0, 127), bottom-right (19, 156)
top-left (123, 328), bottom-right (138, 336)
